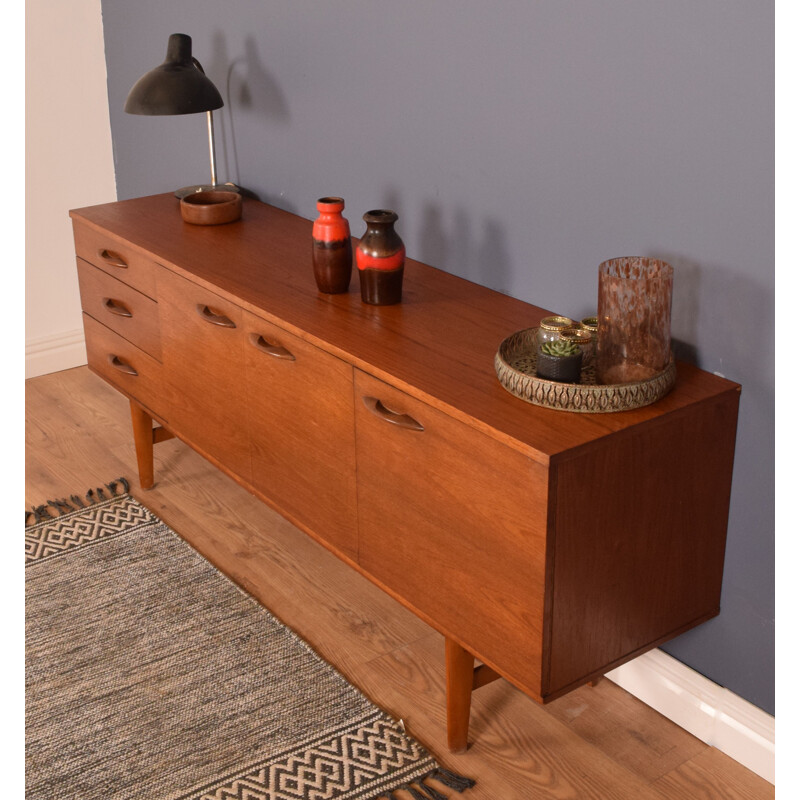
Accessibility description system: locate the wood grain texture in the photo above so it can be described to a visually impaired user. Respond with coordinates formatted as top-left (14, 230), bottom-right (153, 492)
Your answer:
top-left (77, 258), bottom-right (162, 359)
top-left (70, 195), bottom-right (740, 464)
top-left (354, 369), bottom-right (549, 696)
top-left (155, 266), bottom-right (251, 481)
top-left (73, 217), bottom-right (158, 297)
top-left (129, 401), bottom-right (155, 489)
top-left (446, 638), bottom-right (478, 753)
top-left (70, 193), bottom-right (742, 755)
top-left (244, 310), bottom-right (359, 560)
top-left (25, 367), bottom-right (772, 800)
top-left (546, 391), bottom-right (740, 696)
top-left (83, 314), bottom-right (167, 423)
top-left (651, 748), bottom-right (774, 800)
top-left (352, 633), bottom-right (765, 800)
top-left (543, 678), bottom-right (707, 783)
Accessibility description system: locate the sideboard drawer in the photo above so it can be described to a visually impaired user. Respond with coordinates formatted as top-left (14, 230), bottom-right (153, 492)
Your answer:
top-left (354, 370), bottom-right (551, 695)
top-left (73, 221), bottom-right (158, 298)
top-left (83, 314), bottom-right (166, 420)
top-left (77, 259), bottom-right (161, 360)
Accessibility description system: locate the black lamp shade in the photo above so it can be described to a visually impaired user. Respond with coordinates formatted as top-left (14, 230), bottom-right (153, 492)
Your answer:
top-left (124, 33), bottom-right (223, 116)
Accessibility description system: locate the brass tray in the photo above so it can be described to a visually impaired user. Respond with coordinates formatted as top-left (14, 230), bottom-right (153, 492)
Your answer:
top-left (494, 327), bottom-right (676, 413)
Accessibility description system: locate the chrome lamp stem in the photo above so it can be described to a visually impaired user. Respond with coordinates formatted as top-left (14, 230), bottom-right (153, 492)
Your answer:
top-left (207, 110), bottom-right (217, 187)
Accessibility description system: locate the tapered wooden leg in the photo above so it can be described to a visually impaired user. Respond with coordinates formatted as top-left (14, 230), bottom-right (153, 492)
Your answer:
top-left (445, 637), bottom-right (475, 753)
top-left (130, 401), bottom-right (155, 489)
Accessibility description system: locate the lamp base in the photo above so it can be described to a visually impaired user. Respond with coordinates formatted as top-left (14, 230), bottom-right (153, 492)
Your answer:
top-left (174, 182), bottom-right (241, 199)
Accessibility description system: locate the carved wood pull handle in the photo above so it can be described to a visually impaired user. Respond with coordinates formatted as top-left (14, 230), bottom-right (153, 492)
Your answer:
top-left (98, 249), bottom-right (128, 269)
top-left (362, 396), bottom-right (424, 432)
top-left (196, 304), bottom-right (236, 328)
top-left (103, 297), bottom-right (133, 318)
top-left (108, 355), bottom-right (138, 376)
top-left (249, 333), bottom-right (296, 361)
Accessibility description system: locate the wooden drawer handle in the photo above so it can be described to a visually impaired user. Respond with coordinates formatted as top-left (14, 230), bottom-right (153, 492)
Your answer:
top-left (108, 354), bottom-right (138, 376)
top-left (197, 304), bottom-right (236, 328)
top-left (98, 249), bottom-right (128, 269)
top-left (249, 333), bottom-right (296, 361)
top-left (103, 297), bottom-right (133, 318)
top-left (363, 396), bottom-right (424, 432)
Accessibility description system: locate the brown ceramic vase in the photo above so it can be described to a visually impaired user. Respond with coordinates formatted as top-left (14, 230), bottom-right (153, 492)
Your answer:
top-left (311, 197), bottom-right (353, 293)
top-left (355, 210), bottom-right (405, 305)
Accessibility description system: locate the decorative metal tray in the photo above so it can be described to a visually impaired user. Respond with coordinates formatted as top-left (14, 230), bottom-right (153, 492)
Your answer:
top-left (494, 327), bottom-right (676, 413)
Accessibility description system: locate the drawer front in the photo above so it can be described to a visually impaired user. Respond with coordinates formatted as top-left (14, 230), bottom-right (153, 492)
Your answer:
top-left (77, 258), bottom-right (161, 360)
top-left (244, 311), bottom-right (358, 560)
top-left (156, 267), bottom-right (251, 482)
top-left (354, 370), bottom-right (550, 695)
top-left (73, 220), bottom-right (158, 298)
top-left (83, 314), bottom-right (166, 420)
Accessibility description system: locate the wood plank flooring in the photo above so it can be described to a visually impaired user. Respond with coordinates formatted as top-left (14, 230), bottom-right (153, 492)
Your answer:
top-left (25, 366), bottom-right (774, 800)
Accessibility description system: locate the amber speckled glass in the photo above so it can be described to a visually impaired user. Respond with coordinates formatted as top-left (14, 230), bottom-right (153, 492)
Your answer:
top-left (596, 257), bottom-right (673, 385)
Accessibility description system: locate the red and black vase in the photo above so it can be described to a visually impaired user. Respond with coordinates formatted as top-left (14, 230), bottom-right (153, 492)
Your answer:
top-left (311, 197), bottom-right (353, 293)
top-left (355, 210), bottom-right (405, 305)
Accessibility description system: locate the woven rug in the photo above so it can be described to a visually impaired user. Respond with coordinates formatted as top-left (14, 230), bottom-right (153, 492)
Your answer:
top-left (25, 480), bottom-right (475, 800)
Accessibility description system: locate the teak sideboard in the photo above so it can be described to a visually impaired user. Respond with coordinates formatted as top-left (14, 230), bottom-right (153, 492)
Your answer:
top-left (70, 193), bottom-right (740, 752)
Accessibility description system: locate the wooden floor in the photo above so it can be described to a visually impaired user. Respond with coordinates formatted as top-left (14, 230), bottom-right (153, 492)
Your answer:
top-left (26, 366), bottom-right (774, 800)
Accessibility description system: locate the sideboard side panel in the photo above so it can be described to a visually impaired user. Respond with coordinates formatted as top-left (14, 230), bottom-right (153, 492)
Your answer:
top-left (546, 390), bottom-right (740, 696)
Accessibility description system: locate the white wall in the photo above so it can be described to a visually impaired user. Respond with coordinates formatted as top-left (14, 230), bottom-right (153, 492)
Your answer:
top-left (26, 0), bottom-right (117, 378)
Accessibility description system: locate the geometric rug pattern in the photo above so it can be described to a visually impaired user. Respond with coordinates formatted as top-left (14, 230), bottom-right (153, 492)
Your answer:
top-left (25, 482), bottom-right (474, 800)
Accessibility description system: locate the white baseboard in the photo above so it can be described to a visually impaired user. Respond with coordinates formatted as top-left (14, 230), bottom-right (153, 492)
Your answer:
top-left (26, 329), bottom-right (87, 379)
top-left (605, 649), bottom-right (774, 784)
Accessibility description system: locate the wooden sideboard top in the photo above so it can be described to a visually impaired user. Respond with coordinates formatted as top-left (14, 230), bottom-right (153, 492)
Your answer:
top-left (71, 193), bottom-right (740, 464)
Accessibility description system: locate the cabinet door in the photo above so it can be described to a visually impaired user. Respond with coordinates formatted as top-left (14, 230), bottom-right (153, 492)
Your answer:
top-left (157, 268), bottom-right (251, 481)
top-left (354, 370), bottom-right (550, 695)
top-left (244, 312), bottom-right (358, 560)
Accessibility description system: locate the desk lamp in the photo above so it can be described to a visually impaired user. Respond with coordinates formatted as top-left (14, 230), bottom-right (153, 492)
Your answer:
top-left (125, 33), bottom-right (237, 198)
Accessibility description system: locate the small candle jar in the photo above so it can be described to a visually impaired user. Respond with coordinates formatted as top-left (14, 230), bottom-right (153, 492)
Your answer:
top-left (536, 316), bottom-right (574, 347)
top-left (579, 316), bottom-right (598, 369)
top-left (560, 328), bottom-right (595, 373)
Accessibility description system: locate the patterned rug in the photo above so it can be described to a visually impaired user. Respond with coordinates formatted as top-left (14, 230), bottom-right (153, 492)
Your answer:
top-left (25, 480), bottom-right (475, 800)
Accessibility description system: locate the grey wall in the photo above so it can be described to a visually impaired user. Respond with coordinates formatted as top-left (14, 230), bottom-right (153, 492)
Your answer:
top-left (100, 0), bottom-right (774, 714)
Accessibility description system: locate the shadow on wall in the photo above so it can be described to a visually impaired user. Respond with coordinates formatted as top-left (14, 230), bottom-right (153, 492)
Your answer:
top-left (650, 253), bottom-right (774, 713)
top-left (659, 253), bottom-right (701, 367)
top-left (206, 32), bottom-right (290, 204)
top-left (383, 196), bottom-right (514, 295)
top-left (650, 250), bottom-right (773, 395)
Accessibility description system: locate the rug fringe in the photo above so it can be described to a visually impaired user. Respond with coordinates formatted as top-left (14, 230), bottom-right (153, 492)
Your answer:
top-left (25, 477), bottom-right (130, 526)
top-left (373, 767), bottom-right (476, 799)
top-left (427, 768), bottom-right (476, 794)
top-left (417, 781), bottom-right (449, 800)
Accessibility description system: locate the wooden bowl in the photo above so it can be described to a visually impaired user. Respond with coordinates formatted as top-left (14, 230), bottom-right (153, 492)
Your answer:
top-left (180, 191), bottom-right (242, 225)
